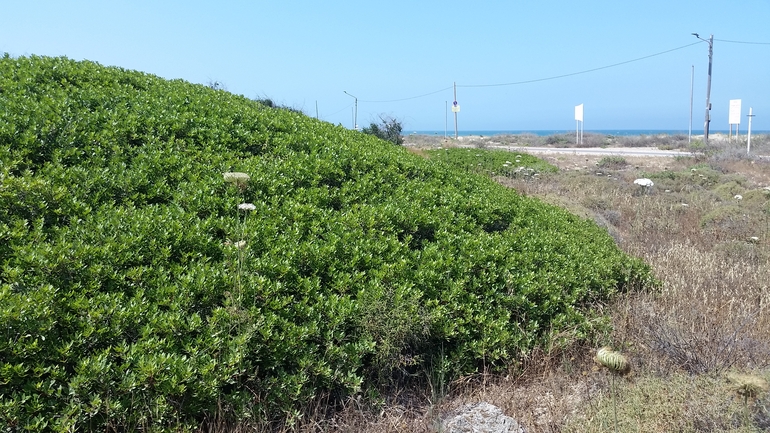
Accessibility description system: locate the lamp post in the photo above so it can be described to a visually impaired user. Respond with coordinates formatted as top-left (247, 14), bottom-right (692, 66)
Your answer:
top-left (343, 91), bottom-right (358, 130)
top-left (692, 33), bottom-right (713, 145)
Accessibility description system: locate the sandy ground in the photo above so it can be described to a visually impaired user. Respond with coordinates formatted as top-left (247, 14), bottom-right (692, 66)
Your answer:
top-left (403, 134), bottom-right (687, 171)
top-left (403, 133), bottom-right (770, 186)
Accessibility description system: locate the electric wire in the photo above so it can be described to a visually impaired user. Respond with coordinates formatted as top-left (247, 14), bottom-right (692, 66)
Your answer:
top-left (714, 38), bottom-right (770, 45)
top-left (459, 42), bottom-right (701, 88)
top-left (360, 86), bottom-right (453, 103)
top-left (324, 103), bottom-right (354, 117)
top-left (356, 41), bottom-right (702, 102)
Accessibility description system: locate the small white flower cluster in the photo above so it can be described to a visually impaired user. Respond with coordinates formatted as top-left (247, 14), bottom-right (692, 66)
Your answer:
top-left (633, 178), bottom-right (654, 187)
top-left (223, 172), bottom-right (250, 185)
top-left (225, 239), bottom-right (247, 249)
top-left (734, 194), bottom-right (743, 200)
top-left (238, 203), bottom-right (256, 211)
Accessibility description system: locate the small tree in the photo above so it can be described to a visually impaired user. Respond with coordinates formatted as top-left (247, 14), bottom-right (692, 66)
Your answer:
top-left (362, 115), bottom-right (404, 145)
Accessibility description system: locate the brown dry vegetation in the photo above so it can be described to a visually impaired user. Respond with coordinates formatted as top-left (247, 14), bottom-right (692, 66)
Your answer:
top-left (232, 135), bottom-right (770, 433)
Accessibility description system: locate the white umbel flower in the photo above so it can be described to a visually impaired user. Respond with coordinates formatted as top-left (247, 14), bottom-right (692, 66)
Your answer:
top-left (223, 172), bottom-right (250, 184)
top-left (238, 203), bottom-right (256, 211)
top-left (633, 178), bottom-right (654, 187)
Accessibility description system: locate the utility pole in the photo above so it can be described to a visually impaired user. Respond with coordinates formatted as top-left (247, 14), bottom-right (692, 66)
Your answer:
top-left (747, 107), bottom-right (755, 154)
top-left (692, 33), bottom-right (714, 144)
top-left (343, 91), bottom-right (358, 130)
top-left (689, 65), bottom-right (694, 143)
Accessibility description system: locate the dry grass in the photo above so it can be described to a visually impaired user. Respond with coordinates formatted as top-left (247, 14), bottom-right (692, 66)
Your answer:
top-left (214, 136), bottom-right (770, 432)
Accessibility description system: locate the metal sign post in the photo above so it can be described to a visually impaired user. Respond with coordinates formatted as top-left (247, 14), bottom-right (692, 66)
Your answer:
top-left (747, 108), bottom-right (755, 154)
top-left (729, 99), bottom-right (741, 141)
top-left (574, 104), bottom-right (584, 145)
top-left (452, 82), bottom-right (460, 139)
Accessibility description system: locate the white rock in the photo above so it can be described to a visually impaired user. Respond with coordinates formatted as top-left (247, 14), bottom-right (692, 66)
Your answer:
top-left (442, 402), bottom-right (526, 433)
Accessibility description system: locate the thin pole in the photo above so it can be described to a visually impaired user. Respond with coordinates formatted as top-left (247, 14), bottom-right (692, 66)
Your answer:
top-left (315, 101), bottom-right (319, 120)
top-left (747, 107), bottom-right (755, 154)
top-left (689, 65), bottom-right (694, 143)
top-left (343, 91), bottom-right (358, 130)
top-left (704, 35), bottom-right (714, 145)
top-left (445, 101), bottom-right (448, 139)
top-left (453, 82), bottom-right (458, 139)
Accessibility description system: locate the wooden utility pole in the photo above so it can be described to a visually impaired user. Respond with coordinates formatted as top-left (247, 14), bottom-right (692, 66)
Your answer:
top-left (692, 33), bottom-right (713, 144)
top-left (703, 35), bottom-right (714, 144)
top-left (689, 65), bottom-right (694, 143)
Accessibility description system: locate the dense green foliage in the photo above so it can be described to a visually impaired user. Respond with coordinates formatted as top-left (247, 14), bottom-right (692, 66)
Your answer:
top-left (0, 54), bottom-right (653, 431)
top-left (425, 147), bottom-right (558, 178)
top-left (361, 115), bottom-right (403, 145)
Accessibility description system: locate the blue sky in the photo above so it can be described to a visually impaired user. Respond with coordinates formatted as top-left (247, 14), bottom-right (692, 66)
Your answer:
top-left (2, 1), bottom-right (769, 131)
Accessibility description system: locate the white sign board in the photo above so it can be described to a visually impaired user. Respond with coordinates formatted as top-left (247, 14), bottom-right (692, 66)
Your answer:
top-left (451, 101), bottom-right (460, 113)
top-left (729, 99), bottom-right (742, 124)
top-left (574, 104), bottom-right (584, 122)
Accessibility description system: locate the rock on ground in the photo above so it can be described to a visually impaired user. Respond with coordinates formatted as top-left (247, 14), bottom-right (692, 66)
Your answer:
top-left (441, 402), bottom-right (526, 433)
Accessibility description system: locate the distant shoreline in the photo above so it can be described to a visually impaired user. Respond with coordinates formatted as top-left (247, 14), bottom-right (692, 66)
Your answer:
top-left (405, 130), bottom-right (770, 137)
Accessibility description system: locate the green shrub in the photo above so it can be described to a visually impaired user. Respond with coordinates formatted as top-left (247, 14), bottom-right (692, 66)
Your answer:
top-left (0, 55), bottom-right (654, 431)
top-left (425, 148), bottom-right (558, 179)
top-left (597, 156), bottom-right (628, 169)
top-left (362, 115), bottom-right (404, 145)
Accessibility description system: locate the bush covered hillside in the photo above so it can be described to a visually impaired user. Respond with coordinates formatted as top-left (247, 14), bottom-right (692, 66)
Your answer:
top-left (0, 55), bottom-right (653, 431)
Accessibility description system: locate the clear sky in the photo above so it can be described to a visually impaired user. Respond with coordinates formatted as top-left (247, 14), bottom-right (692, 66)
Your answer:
top-left (2, 1), bottom-right (769, 132)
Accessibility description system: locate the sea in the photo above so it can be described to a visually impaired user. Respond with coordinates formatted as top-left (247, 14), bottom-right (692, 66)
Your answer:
top-left (407, 130), bottom-right (769, 137)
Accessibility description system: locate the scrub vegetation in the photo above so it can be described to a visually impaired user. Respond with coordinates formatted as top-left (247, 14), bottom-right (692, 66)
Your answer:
top-left (390, 135), bottom-right (770, 433)
top-left (0, 55), bottom-right (652, 432)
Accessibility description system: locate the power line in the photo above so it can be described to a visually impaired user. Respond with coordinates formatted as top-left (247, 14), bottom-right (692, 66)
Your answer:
top-left (714, 38), bottom-right (770, 45)
top-left (459, 42), bottom-right (701, 88)
top-left (319, 103), bottom-right (354, 121)
top-left (352, 39), bottom-right (763, 104)
top-left (360, 86), bottom-right (453, 103)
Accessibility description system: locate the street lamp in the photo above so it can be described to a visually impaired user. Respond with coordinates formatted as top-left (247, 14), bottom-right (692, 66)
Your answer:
top-left (692, 33), bottom-right (713, 145)
top-left (343, 91), bottom-right (358, 130)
